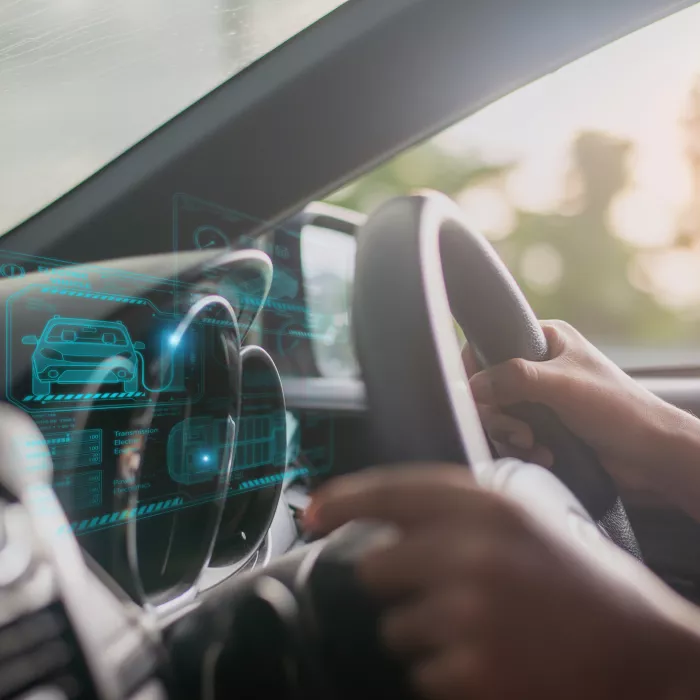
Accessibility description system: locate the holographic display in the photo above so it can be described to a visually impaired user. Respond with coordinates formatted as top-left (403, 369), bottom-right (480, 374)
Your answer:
top-left (234, 412), bottom-right (286, 471)
top-left (53, 470), bottom-right (103, 510)
top-left (0, 248), bottom-right (239, 550)
top-left (1, 191), bottom-right (343, 566)
top-left (43, 429), bottom-right (102, 470)
top-left (167, 417), bottom-right (235, 485)
top-left (7, 278), bottom-right (201, 414)
top-left (171, 193), bottom-right (311, 364)
top-left (24, 317), bottom-right (143, 396)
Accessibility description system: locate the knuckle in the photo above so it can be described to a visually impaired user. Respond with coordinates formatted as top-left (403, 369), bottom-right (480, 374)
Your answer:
top-left (548, 319), bottom-right (573, 334)
top-left (542, 320), bottom-right (576, 355)
top-left (504, 358), bottom-right (538, 387)
top-left (476, 402), bottom-right (495, 423)
top-left (544, 319), bottom-right (576, 340)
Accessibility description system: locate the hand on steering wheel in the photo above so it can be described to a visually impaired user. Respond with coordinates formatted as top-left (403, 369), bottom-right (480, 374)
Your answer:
top-left (464, 320), bottom-right (680, 490)
top-left (305, 465), bottom-right (700, 700)
top-left (353, 192), bottom-right (641, 555)
top-left (464, 319), bottom-right (700, 520)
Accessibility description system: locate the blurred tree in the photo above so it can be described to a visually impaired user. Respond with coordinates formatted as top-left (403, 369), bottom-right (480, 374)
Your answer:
top-left (677, 77), bottom-right (700, 248)
top-left (329, 131), bottom-right (685, 348)
top-left (501, 132), bottom-right (681, 346)
top-left (328, 142), bottom-right (511, 214)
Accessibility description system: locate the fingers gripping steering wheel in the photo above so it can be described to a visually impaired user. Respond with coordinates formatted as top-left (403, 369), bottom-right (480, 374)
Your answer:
top-left (352, 192), bottom-right (641, 558)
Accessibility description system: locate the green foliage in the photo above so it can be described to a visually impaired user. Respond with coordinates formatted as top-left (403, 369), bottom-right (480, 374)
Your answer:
top-left (328, 116), bottom-right (700, 357)
top-left (329, 142), bottom-right (511, 215)
top-left (498, 132), bottom-right (685, 346)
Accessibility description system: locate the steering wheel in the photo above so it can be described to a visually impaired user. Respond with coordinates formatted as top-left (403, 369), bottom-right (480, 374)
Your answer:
top-left (169, 193), bottom-right (644, 699)
top-left (352, 192), bottom-right (641, 557)
top-left (0, 202), bottom-right (647, 700)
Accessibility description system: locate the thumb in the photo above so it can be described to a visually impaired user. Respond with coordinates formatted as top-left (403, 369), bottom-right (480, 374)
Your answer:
top-left (469, 357), bottom-right (560, 407)
top-left (461, 343), bottom-right (481, 378)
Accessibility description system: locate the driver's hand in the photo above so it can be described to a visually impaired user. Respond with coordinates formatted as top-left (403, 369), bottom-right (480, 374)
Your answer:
top-left (464, 320), bottom-right (700, 513)
top-left (305, 465), bottom-right (700, 700)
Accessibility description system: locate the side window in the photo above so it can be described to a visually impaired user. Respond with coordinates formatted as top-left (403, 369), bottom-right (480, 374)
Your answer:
top-left (329, 3), bottom-right (700, 371)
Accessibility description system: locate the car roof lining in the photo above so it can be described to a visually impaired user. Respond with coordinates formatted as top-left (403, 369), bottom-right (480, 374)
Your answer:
top-left (3, 0), bottom-right (696, 263)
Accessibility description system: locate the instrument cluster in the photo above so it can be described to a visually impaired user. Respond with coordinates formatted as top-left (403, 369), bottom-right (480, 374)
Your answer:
top-left (0, 245), bottom-right (290, 608)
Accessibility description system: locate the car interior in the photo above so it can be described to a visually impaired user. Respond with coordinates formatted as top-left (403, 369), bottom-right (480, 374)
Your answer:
top-left (3, 0), bottom-right (700, 697)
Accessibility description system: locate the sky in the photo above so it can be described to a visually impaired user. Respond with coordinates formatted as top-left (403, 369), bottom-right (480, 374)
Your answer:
top-left (433, 3), bottom-right (700, 307)
top-left (438, 3), bottom-right (700, 224)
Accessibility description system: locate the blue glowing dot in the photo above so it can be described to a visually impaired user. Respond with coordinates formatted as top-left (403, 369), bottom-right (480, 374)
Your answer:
top-left (168, 334), bottom-right (180, 347)
top-left (201, 454), bottom-right (210, 463)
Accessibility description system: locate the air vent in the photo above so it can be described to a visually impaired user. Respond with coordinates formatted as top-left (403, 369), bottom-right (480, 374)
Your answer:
top-left (0, 603), bottom-right (94, 700)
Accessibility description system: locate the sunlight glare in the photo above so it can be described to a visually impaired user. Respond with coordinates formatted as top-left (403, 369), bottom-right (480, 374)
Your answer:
top-left (456, 186), bottom-right (516, 240)
top-left (438, 2), bottom-right (700, 306)
top-left (636, 249), bottom-right (700, 309)
top-left (609, 188), bottom-right (679, 248)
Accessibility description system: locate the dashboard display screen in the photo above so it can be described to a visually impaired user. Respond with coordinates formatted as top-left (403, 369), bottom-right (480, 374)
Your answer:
top-left (0, 182), bottom-right (348, 606)
top-left (8, 289), bottom-right (201, 415)
top-left (0, 249), bottom-right (266, 598)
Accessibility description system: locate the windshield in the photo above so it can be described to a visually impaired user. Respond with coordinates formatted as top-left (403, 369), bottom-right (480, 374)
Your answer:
top-left (0, 0), bottom-right (348, 236)
top-left (328, 3), bottom-right (700, 370)
top-left (45, 323), bottom-right (128, 345)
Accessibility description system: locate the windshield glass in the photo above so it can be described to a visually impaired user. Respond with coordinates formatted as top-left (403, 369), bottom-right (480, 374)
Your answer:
top-left (46, 323), bottom-right (128, 345)
top-left (328, 3), bottom-right (700, 370)
top-left (0, 0), bottom-right (348, 235)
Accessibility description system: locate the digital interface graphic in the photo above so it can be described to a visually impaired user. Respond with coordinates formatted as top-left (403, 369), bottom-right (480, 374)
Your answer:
top-left (2, 192), bottom-right (340, 555)
top-left (25, 317), bottom-right (144, 396)
top-left (167, 416), bottom-right (235, 485)
top-left (5, 259), bottom-right (202, 415)
top-left (172, 193), bottom-right (317, 367)
top-left (44, 428), bottom-right (102, 470)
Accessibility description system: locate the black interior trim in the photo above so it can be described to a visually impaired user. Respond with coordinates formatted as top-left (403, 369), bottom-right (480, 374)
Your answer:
top-left (282, 376), bottom-right (700, 415)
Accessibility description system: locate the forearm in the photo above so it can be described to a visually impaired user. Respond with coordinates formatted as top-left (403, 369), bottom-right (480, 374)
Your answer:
top-left (655, 601), bottom-right (700, 699)
top-left (616, 551), bottom-right (700, 699)
top-left (649, 404), bottom-right (700, 523)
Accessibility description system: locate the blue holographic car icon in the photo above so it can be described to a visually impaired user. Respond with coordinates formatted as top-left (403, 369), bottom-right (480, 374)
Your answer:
top-left (22, 317), bottom-right (145, 396)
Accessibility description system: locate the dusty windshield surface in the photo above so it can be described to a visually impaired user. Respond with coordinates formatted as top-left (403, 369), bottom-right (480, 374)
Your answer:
top-left (0, 0), bottom-right (347, 235)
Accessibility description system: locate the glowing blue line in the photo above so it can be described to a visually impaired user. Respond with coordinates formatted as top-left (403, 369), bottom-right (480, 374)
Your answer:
top-left (135, 349), bottom-right (175, 393)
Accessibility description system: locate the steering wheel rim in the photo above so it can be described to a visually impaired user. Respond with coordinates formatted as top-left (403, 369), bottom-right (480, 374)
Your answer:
top-left (167, 194), bottom-right (641, 699)
top-left (352, 192), bottom-right (641, 558)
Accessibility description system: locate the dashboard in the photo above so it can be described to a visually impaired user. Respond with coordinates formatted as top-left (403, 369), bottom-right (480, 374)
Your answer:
top-left (0, 236), bottom-right (316, 612)
top-left (0, 191), bottom-right (363, 700)
top-left (0, 196), bottom-right (358, 700)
